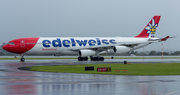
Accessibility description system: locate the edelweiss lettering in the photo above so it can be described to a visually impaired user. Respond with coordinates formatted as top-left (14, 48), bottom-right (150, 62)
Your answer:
top-left (42, 38), bottom-right (116, 47)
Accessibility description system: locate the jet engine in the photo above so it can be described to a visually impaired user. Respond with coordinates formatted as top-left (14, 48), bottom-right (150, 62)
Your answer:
top-left (113, 46), bottom-right (131, 53)
top-left (78, 50), bottom-right (96, 57)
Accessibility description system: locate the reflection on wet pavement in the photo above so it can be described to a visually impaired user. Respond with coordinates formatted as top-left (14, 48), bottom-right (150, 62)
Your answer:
top-left (0, 59), bottom-right (180, 95)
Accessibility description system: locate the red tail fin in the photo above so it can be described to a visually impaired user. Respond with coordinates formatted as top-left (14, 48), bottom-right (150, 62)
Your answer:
top-left (135, 16), bottom-right (161, 38)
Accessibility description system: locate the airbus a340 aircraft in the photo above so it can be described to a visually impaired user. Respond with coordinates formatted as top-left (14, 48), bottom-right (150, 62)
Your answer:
top-left (3, 16), bottom-right (172, 62)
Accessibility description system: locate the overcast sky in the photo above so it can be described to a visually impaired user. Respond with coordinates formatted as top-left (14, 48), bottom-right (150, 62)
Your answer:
top-left (0, 0), bottom-right (179, 52)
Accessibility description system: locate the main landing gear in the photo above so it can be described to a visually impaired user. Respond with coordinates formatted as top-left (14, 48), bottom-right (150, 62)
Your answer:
top-left (78, 56), bottom-right (104, 61)
top-left (90, 56), bottom-right (104, 61)
top-left (78, 57), bottom-right (88, 61)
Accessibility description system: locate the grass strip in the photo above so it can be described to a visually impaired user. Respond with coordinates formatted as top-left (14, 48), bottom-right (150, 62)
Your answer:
top-left (28, 63), bottom-right (180, 75)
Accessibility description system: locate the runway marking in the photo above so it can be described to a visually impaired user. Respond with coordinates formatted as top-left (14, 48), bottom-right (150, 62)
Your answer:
top-left (165, 90), bottom-right (178, 95)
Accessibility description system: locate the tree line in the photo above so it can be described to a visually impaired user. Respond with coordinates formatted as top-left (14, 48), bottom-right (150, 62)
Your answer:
top-left (130, 50), bottom-right (180, 56)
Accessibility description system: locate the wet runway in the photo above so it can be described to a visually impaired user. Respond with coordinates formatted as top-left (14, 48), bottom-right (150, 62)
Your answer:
top-left (1, 59), bottom-right (180, 95)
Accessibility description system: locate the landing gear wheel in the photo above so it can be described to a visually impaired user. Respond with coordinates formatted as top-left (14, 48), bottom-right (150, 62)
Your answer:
top-left (83, 57), bottom-right (88, 61)
top-left (99, 57), bottom-right (104, 61)
top-left (90, 56), bottom-right (93, 60)
top-left (94, 57), bottom-right (98, 61)
top-left (20, 58), bottom-right (25, 62)
top-left (124, 61), bottom-right (127, 64)
top-left (78, 57), bottom-right (83, 61)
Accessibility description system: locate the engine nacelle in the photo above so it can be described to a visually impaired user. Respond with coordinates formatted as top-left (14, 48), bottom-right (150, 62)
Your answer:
top-left (113, 46), bottom-right (131, 53)
top-left (78, 50), bottom-right (96, 57)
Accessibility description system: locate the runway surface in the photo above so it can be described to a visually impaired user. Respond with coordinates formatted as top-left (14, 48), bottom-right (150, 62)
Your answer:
top-left (1, 59), bottom-right (180, 95)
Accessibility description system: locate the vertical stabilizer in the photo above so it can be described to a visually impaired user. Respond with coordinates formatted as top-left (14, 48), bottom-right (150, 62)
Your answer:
top-left (135, 16), bottom-right (161, 38)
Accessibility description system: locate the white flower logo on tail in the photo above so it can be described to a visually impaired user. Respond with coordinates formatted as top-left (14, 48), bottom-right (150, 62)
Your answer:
top-left (145, 18), bottom-right (158, 38)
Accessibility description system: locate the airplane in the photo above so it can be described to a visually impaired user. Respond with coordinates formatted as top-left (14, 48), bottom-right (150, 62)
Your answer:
top-left (3, 15), bottom-right (172, 62)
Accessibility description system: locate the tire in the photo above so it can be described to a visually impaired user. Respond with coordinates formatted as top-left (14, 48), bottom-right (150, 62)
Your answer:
top-left (84, 57), bottom-right (88, 61)
top-left (90, 57), bottom-right (94, 61)
top-left (124, 61), bottom-right (127, 64)
top-left (78, 57), bottom-right (83, 61)
top-left (99, 57), bottom-right (104, 61)
top-left (20, 58), bottom-right (25, 62)
top-left (94, 57), bottom-right (98, 61)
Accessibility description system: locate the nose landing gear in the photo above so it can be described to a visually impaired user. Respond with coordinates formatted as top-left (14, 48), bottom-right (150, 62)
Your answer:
top-left (20, 57), bottom-right (25, 62)
top-left (20, 55), bottom-right (25, 62)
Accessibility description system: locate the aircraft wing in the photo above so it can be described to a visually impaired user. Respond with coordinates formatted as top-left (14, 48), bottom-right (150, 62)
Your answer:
top-left (69, 41), bottom-right (150, 51)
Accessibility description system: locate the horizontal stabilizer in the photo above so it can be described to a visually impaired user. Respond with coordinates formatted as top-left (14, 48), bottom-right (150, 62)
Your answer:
top-left (161, 36), bottom-right (169, 41)
top-left (148, 36), bottom-right (175, 42)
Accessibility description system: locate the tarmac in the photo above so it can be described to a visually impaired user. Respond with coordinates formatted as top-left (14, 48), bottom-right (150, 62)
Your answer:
top-left (1, 59), bottom-right (180, 95)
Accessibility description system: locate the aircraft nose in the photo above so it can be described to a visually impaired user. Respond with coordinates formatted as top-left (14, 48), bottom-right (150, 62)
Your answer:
top-left (2, 44), bottom-right (19, 54)
top-left (3, 44), bottom-right (12, 52)
top-left (2, 44), bottom-right (8, 51)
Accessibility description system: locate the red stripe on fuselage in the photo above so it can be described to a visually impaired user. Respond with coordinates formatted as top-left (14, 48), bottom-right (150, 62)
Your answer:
top-left (3, 38), bottom-right (39, 54)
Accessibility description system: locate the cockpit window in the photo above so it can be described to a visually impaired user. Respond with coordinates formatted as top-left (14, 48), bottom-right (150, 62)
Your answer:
top-left (7, 42), bottom-right (15, 45)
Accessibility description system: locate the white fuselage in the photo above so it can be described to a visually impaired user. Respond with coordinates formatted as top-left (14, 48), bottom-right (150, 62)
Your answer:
top-left (25, 37), bottom-right (150, 56)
